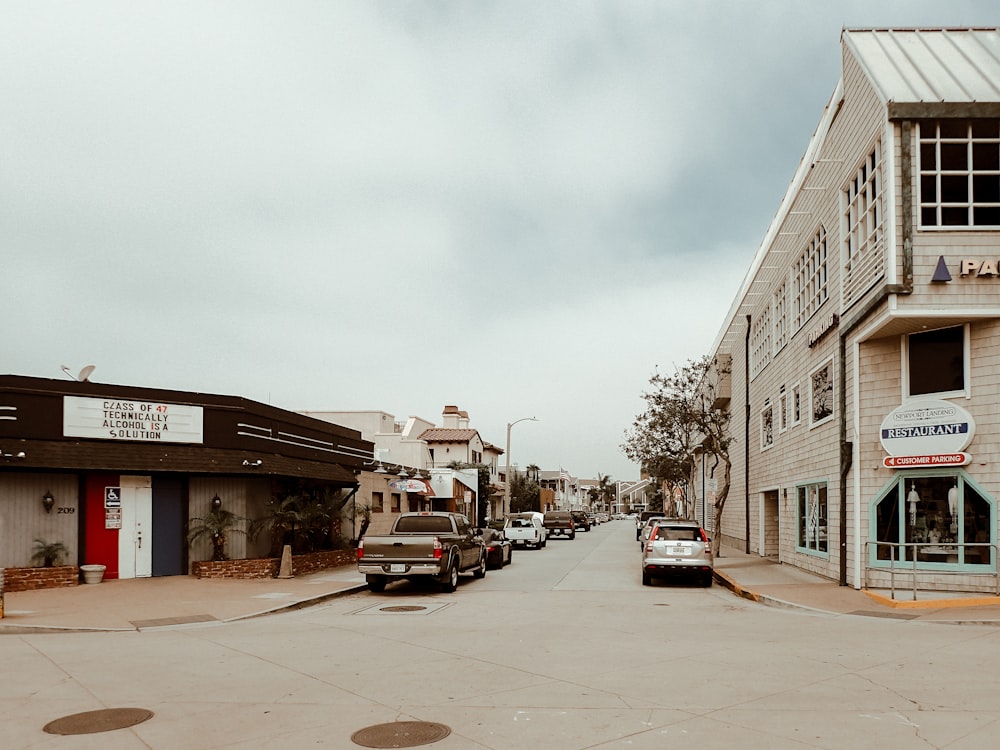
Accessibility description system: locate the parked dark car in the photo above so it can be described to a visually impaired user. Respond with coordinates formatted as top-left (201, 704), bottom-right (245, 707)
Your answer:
top-left (482, 528), bottom-right (513, 569)
top-left (571, 510), bottom-right (591, 532)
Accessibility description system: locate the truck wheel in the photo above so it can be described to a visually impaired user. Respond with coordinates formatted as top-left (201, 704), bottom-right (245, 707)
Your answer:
top-left (366, 575), bottom-right (387, 593)
top-left (472, 554), bottom-right (487, 579)
top-left (440, 562), bottom-right (459, 592)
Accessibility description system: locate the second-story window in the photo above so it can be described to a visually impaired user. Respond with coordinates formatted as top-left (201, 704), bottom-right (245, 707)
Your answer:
top-left (919, 119), bottom-right (1000, 228)
top-left (794, 227), bottom-right (828, 331)
top-left (843, 141), bottom-right (884, 306)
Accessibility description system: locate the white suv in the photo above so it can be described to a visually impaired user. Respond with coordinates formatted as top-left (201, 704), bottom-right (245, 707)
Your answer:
top-left (641, 519), bottom-right (713, 587)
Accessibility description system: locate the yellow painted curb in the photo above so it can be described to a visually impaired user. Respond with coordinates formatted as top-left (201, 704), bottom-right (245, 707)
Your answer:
top-left (714, 571), bottom-right (760, 602)
top-left (863, 589), bottom-right (1000, 609)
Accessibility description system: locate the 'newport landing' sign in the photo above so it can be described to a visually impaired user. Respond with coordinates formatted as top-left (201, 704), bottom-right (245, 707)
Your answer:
top-left (879, 399), bottom-right (974, 468)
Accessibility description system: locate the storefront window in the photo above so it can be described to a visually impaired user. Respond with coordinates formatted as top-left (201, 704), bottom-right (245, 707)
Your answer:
top-left (797, 482), bottom-right (828, 554)
top-left (872, 472), bottom-right (994, 566)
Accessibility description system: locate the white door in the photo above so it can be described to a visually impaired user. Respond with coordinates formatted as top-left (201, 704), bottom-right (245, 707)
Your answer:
top-left (119, 476), bottom-right (153, 578)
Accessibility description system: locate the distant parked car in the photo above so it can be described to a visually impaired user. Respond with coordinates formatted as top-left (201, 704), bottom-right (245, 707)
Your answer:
top-left (641, 519), bottom-right (713, 587)
top-left (636, 511), bottom-right (667, 540)
top-left (571, 510), bottom-right (591, 532)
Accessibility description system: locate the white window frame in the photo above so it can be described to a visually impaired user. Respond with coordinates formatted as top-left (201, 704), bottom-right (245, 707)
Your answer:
top-left (750, 307), bottom-right (772, 380)
top-left (760, 401), bottom-right (774, 451)
top-left (918, 119), bottom-right (1000, 229)
top-left (778, 389), bottom-right (789, 434)
top-left (773, 279), bottom-right (789, 354)
top-left (809, 359), bottom-right (835, 428)
top-left (793, 227), bottom-right (829, 331)
top-left (842, 140), bottom-right (885, 307)
top-left (790, 383), bottom-right (801, 426)
top-left (902, 324), bottom-right (970, 401)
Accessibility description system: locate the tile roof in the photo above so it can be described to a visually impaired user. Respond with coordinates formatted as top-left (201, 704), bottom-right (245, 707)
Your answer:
top-left (419, 428), bottom-right (480, 442)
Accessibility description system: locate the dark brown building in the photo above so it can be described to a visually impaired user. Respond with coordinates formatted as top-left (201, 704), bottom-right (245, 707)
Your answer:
top-left (0, 375), bottom-right (370, 578)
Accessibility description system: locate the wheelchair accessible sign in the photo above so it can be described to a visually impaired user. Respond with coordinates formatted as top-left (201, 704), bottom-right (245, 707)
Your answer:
top-left (880, 399), bottom-right (974, 468)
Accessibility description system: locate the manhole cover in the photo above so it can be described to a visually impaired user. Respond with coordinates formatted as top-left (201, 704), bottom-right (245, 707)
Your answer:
top-left (43, 707), bottom-right (154, 735)
top-left (380, 605), bottom-right (428, 613)
top-left (351, 721), bottom-right (451, 748)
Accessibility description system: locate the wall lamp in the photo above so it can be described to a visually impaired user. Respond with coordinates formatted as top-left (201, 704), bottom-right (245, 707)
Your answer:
top-left (211, 494), bottom-right (223, 511)
top-left (42, 491), bottom-right (55, 514)
top-left (242, 459), bottom-right (263, 467)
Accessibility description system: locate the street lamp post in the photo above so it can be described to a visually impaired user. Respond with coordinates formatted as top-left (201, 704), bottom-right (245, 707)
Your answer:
top-left (504, 416), bottom-right (538, 519)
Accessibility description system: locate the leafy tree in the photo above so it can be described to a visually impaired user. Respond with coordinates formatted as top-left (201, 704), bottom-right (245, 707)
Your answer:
top-left (510, 469), bottom-right (540, 513)
top-left (252, 480), bottom-right (353, 555)
top-left (447, 461), bottom-right (492, 525)
top-left (622, 356), bottom-right (732, 553)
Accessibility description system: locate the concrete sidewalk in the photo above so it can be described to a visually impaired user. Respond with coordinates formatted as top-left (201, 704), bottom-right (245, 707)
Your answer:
top-left (5, 546), bottom-right (1000, 632)
top-left (0, 565), bottom-right (370, 632)
top-left (713, 545), bottom-right (1000, 624)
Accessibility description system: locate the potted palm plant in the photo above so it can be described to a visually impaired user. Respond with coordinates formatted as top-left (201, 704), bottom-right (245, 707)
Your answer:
top-left (188, 500), bottom-right (250, 561)
top-left (31, 538), bottom-right (68, 568)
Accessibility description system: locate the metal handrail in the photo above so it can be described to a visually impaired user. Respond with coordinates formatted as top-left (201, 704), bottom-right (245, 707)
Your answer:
top-left (864, 541), bottom-right (999, 600)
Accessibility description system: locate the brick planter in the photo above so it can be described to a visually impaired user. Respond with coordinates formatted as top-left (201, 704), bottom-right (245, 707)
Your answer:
top-left (3, 566), bottom-right (79, 592)
top-left (191, 550), bottom-right (354, 579)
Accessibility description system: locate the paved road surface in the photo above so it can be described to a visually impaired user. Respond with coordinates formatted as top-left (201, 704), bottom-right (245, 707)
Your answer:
top-left (5, 520), bottom-right (1000, 748)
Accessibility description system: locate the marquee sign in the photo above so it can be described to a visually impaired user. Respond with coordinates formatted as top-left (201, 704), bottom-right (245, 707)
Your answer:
top-left (879, 399), bottom-right (975, 467)
top-left (63, 396), bottom-right (204, 443)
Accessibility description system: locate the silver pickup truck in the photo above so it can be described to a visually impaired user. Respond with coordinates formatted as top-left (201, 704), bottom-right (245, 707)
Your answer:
top-left (357, 511), bottom-right (486, 593)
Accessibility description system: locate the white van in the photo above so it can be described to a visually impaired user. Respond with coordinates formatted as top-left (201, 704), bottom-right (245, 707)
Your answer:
top-left (503, 512), bottom-right (547, 549)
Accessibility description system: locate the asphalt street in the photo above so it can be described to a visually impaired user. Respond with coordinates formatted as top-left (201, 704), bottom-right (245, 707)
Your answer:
top-left (5, 520), bottom-right (1000, 749)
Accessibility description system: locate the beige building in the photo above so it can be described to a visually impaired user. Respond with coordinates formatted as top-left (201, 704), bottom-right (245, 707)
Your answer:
top-left (705, 28), bottom-right (1000, 592)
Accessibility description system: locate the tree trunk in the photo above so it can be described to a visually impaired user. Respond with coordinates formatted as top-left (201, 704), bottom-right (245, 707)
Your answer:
top-left (711, 458), bottom-right (732, 557)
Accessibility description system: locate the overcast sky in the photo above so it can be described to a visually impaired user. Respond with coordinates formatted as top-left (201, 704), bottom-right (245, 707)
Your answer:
top-left (3, 2), bottom-right (997, 481)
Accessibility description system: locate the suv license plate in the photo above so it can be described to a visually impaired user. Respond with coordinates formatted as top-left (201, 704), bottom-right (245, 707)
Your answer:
top-left (671, 546), bottom-right (687, 555)
top-left (390, 564), bottom-right (406, 573)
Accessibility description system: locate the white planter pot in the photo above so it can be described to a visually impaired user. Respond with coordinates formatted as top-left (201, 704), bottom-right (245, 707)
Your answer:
top-left (80, 564), bottom-right (106, 584)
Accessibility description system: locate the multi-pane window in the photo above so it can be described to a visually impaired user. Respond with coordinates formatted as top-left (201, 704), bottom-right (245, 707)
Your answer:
top-left (906, 325), bottom-right (966, 398)
top-left (919, 119), bottom-right (1000, 227)
top-left (750, 306), bottom-right (772, 379)
top-left (793, 227), bottom-right (828, 331)
top-left (778, 389), bottom-right (788, 433)
top-left (843, 142), bottom-right (885, 306)
top-left (873, 473), bottom-right (992, 566)
top-left (791, 384), bottom-right (801, 426)
top-left (797, 482), bottom-right (828, 554)
top-left (773, 279), bottom-right (789, 353)
top-left (372, 491), bottom-right (384, 513)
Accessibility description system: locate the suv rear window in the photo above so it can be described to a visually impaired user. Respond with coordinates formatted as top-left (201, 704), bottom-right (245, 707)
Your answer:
top-left (653, 526), bottom-right (701, 541)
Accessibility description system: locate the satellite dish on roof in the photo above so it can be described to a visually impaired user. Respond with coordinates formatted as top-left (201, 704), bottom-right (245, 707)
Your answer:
top-left (60, 364), bottom-right (96, 382)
